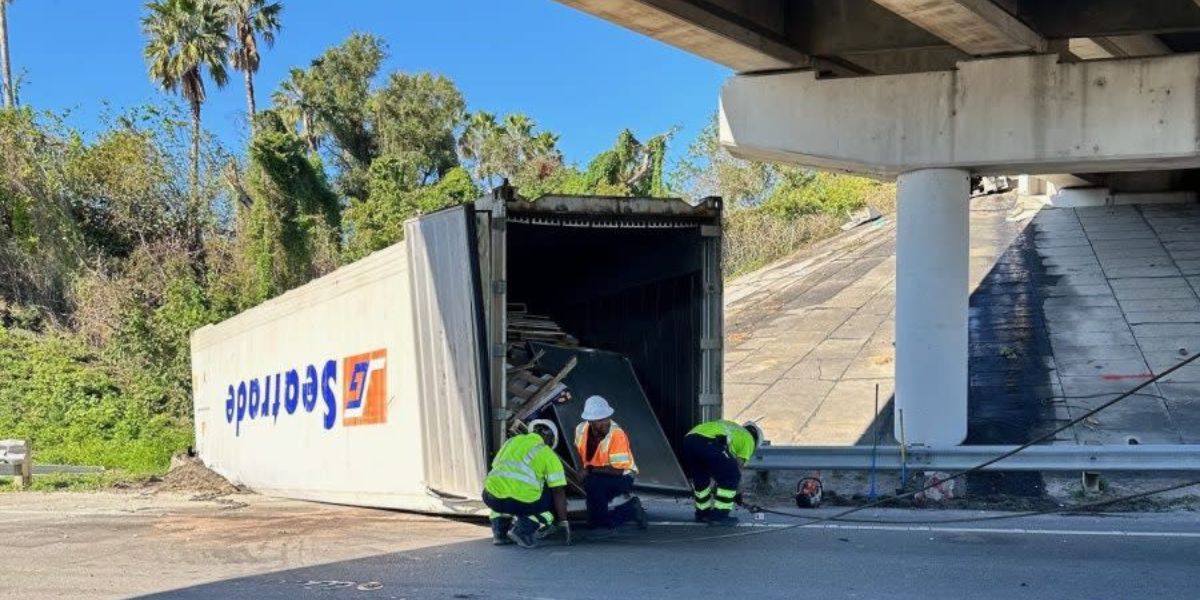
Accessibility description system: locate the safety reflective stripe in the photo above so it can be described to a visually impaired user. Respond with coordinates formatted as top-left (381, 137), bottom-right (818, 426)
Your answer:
top-left (609, 426), bottom-right (638, 474)
top-left (694, 485), bottom-right (714, 510)
top-left (488, 467), bottom-right (540, 488)
top-left (546, 471), bottom-right (566, 486)
top-left (714, 486), bottom-right (736, 510)
top-left (494, 459), bottom-right (540, 482)
top-left (524, 443), bottom-right (546, 463)
top-left (693, 487), bottom-right (713, 500)
top-left (537, 511), bottom-right (555, 526)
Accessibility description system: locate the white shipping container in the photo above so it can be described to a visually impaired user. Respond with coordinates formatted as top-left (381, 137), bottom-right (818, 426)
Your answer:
top-left (192, 193), bottom-right (723, 514)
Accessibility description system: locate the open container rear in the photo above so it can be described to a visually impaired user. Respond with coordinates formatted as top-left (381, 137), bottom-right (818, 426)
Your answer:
top-left (470, 191), bottom-right (725, 494)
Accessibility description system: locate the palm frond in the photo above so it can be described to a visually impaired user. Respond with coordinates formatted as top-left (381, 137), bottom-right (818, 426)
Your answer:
top-left (142, 0), bottom-right (231, 103)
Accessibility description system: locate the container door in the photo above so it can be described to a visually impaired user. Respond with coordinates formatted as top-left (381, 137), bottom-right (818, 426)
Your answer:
top-left (406, 205), bottom-right (491, 498)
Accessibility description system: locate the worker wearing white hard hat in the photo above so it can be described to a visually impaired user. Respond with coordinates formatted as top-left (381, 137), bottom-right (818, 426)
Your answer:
top-left (482, 419), bottom-right (569, 548)
top-left (573, 395), bottom-right (648, 530)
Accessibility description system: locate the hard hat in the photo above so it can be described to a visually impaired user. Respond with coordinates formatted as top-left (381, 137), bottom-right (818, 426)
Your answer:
top-left (743, 421), bottom-right (763, 452)
top-left (581, 395), bottom-right (615, 421)
top-left (529, 419), bottom-right (559, 449)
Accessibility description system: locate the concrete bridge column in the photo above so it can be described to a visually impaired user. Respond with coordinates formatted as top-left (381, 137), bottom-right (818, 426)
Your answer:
top-left (894, 168), bottom-right (970, 446)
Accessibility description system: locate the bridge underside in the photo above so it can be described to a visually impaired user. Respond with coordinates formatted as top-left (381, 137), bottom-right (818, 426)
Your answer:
top-left (556, 0), bottom-right (1200, 446)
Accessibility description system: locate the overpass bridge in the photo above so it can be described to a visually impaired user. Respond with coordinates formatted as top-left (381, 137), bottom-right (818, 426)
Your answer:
top-left (556, 0), bottom-right (1200, 447)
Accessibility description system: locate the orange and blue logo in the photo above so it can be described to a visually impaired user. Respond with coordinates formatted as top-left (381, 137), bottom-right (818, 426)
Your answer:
top-left (224, 348), bottom-right (389, 436)
top-left (343, 350), bottom-right (387, 426)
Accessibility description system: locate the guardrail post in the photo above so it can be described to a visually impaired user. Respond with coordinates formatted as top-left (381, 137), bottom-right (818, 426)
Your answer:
top-left (19, 439), bottom-right (31, 489)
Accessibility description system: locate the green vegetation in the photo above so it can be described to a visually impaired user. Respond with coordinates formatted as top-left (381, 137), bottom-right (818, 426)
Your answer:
top-left (0, 470), bottom-right (148, 492)
top-left (0, 1), bottom-right (894, 482)
top-left (674, 116), bottom-right (896, 276)
top-left (0, 327), bottom-right (190, 472)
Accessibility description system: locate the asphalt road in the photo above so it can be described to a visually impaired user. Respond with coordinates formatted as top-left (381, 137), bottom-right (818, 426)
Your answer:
top-left (5, 492), bottom-right (1198, 600)
top-left (145, 510), bottom-right (1200, 600)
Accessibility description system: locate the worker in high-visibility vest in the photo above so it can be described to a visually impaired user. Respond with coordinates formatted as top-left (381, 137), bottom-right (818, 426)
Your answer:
top-left (680, 419), bottom-right (763, 526)
top-left (574, 395), bottom-right (648, 530)
top-left (482, 419), bottom-right (570, 548)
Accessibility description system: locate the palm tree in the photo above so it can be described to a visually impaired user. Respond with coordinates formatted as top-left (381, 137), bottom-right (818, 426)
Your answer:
top-left (273, 67), bottom-right (318, 153)
top-left (458, 111), bottom-right (501, 185)
top-left (0, 0), bottom-right (14, 108)
top-left (223, 0), bottom-right (281, 127)
top-left (142, 0), bottom-right (230, 235)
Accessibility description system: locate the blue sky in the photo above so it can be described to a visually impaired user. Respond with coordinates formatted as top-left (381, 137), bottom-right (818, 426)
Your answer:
top-left (5, 0), bottom-right (730, 167)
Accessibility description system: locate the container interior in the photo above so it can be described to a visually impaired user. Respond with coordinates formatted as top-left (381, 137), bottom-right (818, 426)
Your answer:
top-left (506, 221), bottom-right (708, 453)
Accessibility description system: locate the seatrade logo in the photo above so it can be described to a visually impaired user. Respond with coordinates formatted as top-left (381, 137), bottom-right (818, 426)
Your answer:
top-left (224, 349), bottom-right (388, 436)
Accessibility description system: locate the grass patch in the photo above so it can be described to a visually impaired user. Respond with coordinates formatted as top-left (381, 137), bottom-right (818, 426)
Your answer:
top-left (723, 181), bottom-right (896, 279)
top-left (0, 470), bottom-right (153, 493)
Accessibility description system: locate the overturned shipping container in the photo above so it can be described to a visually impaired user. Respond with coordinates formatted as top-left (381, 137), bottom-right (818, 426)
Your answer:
top-left (190, 190), bottom-right (724, 514)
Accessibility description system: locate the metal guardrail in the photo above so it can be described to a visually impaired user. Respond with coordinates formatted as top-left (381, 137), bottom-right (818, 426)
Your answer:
top-left (750, 444), bottom-right (1200, 472)
top-left (32, 465), bottom-right (105, 475)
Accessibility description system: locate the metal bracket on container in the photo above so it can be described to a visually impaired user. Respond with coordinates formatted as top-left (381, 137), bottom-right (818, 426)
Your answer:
top-left (700, 338), bottom-right (722, 350)
top-left (492, 280), bottom-right (506, 294)
top-left (700, 225), bottom-right (721, 238)
top-left (699, 393), bottom-right (721, 406)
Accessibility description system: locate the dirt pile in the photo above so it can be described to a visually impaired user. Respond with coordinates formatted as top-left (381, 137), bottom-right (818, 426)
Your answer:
top-left (160, 454), bottom-right (240, 496)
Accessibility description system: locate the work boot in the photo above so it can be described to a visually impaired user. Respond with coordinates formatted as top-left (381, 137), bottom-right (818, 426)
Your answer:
top-left (707, 512), bottom-right (739, 527)
top-left (631, 497), bottom-right (649, 530)
top-left (490, 517), bottom-right (513, 546)
top-left (693, 508), bottom-right (712, 523)
top-left (507, 518), bottom-right (539, 549)
top-left (534, 522), bottom-right (559, 540)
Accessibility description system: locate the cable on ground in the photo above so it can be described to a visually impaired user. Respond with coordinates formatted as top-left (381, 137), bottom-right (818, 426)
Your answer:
top-left (639, 349), bottom-right (1200, 544)
top-left (742, 477), bottom-right (1200, 526)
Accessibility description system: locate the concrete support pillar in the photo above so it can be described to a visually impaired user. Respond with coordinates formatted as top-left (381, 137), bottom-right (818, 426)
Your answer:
top-left (894, 168), bottom-right (969, 447)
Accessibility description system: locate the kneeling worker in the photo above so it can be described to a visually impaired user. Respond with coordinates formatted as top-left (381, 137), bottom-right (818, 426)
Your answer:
top-left (482, 419), bottom-right (569, 548)
top-left (574, 395), bottom-right (648, 529)
top-left (681, 419), bottom-right (762, 526)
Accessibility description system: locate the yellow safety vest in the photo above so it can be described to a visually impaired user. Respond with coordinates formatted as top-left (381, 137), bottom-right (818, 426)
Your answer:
top-left (484, 433), bottom-right (567, 503)
top-left (689, 419), bottom-right (755, 462)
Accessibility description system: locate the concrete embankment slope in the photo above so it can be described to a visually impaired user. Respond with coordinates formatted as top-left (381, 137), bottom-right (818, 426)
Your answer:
top-left (723, 195), bottom-right (1200, 454)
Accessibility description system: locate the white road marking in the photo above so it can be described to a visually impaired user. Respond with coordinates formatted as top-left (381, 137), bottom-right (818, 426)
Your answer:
top-left (647, 521), bottom-right (1200, 539)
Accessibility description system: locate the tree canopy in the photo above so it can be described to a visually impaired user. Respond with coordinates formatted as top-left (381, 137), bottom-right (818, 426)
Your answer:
top-left (0, 19), bottom-right (893, 473)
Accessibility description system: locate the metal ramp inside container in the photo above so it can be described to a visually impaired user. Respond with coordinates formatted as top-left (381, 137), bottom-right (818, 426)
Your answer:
top-left (531, 343), bottom-right (691, 494)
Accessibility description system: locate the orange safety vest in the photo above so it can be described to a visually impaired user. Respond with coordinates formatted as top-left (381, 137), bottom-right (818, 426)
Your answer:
top-left (574, 420), bottom-right (638, 475)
